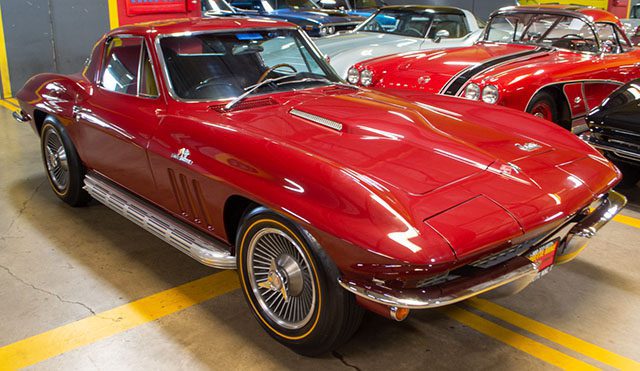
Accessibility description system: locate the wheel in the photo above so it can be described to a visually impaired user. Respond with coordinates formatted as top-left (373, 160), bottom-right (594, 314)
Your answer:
top-left (527, 91), bottom-right (566, 129)
top-left (40, 116), bottom-right (91, 206)
top-left (236, 208), bottom-right (363, 356)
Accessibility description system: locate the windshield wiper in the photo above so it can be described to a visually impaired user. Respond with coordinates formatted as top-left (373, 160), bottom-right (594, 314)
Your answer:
top-left (224, 74), bottom-right (297, 111)
top-left (224, 75), bottom-right (359, 111)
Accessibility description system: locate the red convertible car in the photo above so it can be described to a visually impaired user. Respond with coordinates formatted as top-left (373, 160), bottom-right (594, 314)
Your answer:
top-left (13, 17), bottom-right (626, 355)
top-left (348, 5), bottom-right (640, 131)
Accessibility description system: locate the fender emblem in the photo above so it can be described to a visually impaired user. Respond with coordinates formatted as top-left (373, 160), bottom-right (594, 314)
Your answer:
top-left (171, 148), bottom-right (193, 165)
top-left (418, 75), bottom-right (431, 85)
top-left (515, 142), bottom-right (542, 152)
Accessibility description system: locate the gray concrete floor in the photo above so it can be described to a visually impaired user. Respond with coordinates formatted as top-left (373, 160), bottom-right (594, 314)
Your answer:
top-left (1, 106), bottom-right (639, 370)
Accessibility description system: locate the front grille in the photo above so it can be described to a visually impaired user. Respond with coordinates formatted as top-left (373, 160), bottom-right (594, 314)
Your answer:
top-left (592, 128), bottom-right (640, 154)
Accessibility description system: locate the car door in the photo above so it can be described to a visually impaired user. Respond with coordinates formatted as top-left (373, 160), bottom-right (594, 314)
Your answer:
top-left (74, 35), bottom-right (163, 199)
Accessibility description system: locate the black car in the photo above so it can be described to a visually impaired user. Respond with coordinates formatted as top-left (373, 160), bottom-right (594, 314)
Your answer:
top-left (583, 79), bottom-right (640, 186)
top-left (226, 0), bottom-right (365, 37)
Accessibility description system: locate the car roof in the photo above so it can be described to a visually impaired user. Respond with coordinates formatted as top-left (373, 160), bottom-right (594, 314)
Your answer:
top-left (379, 5), bottom-right (465, 15)
top-left (493, 5), bottom-right (622, 25)
top-left (109, 16), bottom-right (296, 37)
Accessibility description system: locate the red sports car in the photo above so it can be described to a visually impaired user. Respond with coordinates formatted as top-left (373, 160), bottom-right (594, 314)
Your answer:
top-left (13, 17), bottom-right (626, 354)
top-left (348, 5), bottom-right (640, 132)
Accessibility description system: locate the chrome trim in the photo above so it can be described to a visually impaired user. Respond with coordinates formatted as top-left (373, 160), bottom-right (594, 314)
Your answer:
top-left (12, 110), bottom-right (30, 123)
top-left (559, 190), bottom-right (626, 263)
top-left (583, 133), bottom-right (640, 161)
top-left (339, 258), bottom-right (538, 309)
top-left (289, 109), bottom-right (343, 131)
top-left (83, 172), bottom-right (236, 269)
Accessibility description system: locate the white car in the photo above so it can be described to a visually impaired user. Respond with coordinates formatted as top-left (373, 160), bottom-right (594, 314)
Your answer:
top-left (315, 5), bottom-right (483, 78)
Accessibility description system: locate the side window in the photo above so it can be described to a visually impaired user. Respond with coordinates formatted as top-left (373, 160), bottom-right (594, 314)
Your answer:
top-left (596, 23), bottom-right (622, 53)
top-left (614, 26), bottom-right (632, 52)
top-left (101, 37), bottom-right (143, 94)
top-left (139, 46), bottom-right (159, 97)
top-left (429, 14), bottom-right (469, 39)
top-left (101, 36), bottom-right (159, 97)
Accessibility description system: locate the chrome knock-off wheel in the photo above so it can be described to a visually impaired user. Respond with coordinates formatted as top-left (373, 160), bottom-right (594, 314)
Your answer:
top-left (247, 228), bottom-right (316, 330)
top-left (43, 127), bottom-right (69, 192)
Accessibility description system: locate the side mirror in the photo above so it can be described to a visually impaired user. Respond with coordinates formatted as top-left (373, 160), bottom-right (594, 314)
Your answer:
top-left (434, 29), bottom-right (450, 43)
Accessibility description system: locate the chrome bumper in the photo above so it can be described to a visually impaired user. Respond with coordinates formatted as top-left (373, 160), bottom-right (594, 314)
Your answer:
top-left (580, 132), bottom-right (640, 162)
top-left (557, 190), bottom-right (627, 264)
top-left (12, 110), bottom-right (30, 123)
top-left (339, 190), bottom-right (626, 309)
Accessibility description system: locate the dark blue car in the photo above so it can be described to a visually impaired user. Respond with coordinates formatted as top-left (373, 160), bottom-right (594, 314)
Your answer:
top-left (221, 0), bottom-right (366, 37)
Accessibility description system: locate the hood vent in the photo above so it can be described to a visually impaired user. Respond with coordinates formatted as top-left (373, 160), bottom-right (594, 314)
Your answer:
top-left (290, 109), bottom-right (343, 131)
top-left (210, 97), bottom-right (277, 112)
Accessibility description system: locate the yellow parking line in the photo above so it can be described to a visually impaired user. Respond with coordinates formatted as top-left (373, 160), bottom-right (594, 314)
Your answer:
top-left (0, 99), bottom-right (16, 111)
top-left (467, 298), bottom-right (640, 370)
top-left (443, 306), bottom-right (599, 370)
top-left (0, 270), bottom-right (239, 370)
top-left (0, 5), bottom-right (11, 98)
top-left (613, 214), bottom-right (640, 229)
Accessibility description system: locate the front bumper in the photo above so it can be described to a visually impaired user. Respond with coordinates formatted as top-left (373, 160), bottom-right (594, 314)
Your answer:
top-left (339, 190), bottom-right (627, 309)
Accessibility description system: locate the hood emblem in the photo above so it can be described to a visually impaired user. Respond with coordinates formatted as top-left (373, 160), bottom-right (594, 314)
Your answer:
top-left (418, 75), bottom-right (431, 85)
top-left (515, 142), bottom-right (542, 152)
top-left (171, 148), bottom-right (194, 165)
top-left (500, 162), bottom-right (522, 175)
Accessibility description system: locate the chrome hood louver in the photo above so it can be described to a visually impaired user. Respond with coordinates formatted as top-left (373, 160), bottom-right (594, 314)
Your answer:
top-left (289, 109), bottom-right (343, 131)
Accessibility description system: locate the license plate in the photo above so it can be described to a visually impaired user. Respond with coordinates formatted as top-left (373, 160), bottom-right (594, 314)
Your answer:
top-left (526, 239), bottom-right (559, 273)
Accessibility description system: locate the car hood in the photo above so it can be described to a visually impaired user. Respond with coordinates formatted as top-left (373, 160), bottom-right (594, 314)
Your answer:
top-left (360, 42), bottom-right (553, 93)
top-left (196, 87), bottom-right (618, 260)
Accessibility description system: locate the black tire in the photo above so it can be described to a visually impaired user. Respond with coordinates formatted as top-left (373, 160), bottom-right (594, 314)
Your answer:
top-left (236, 207), bottom-right (363, 356)
top-left (40, 116), bottom-right (91, 206)
top-left (527, 91), bottom-right (566, 129)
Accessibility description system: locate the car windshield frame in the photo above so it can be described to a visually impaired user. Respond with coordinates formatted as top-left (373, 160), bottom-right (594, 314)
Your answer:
top-left (154, 27), bottom-right (343, 103)
top-left (482, 10), bottom-right (602, 54)
top-left (355, 8), bottom-right (438, 38)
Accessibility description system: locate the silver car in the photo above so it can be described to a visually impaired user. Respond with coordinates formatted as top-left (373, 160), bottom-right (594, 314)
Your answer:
top-left (315, 5), bottom-right (483, 78)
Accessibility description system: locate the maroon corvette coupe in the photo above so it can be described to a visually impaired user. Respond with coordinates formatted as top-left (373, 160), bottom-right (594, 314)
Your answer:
top-left (13, 17), bottom-right (626, 354)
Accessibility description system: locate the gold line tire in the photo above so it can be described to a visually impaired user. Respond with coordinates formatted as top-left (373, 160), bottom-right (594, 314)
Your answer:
top-left (236, 207), bottom-right (363, 356)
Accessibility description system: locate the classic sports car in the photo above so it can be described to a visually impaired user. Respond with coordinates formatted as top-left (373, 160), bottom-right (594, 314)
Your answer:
top-left (348, 5), bottom-right (640, 131)
top-left (315, 6), bottom-right (483, 78)
top-left (582, 79), bottom-right (640, 186)
top-left (13, 17), bottom-right (626, 355)
top-left (225, 0), bottom-right (365, 36)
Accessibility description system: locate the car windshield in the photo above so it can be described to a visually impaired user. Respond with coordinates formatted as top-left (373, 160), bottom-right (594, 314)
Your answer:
top-left (485, 12), bottom-right (598, 52)
top-left (201, 0), bottom-right (236, 13)
top-left (272, 0), bottom-right (319, 10)
top-left (359, 9), bottom-right (469, 39)
top-left (159, 29), bottom-right (340, 101)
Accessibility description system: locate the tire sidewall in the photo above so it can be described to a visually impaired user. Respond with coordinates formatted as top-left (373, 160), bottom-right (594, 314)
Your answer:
top-left (236, 208), bottom-right (350, 354)
top-left (528, 91), bottom-right (559, 124)
top-left (40, 116), bottom-right (88, 206)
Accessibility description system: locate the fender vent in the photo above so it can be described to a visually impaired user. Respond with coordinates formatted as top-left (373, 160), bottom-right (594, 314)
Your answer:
top-left (290, 109), bottom-right (343, 131)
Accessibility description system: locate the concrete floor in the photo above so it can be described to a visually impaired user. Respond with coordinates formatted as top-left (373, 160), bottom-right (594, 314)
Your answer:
top-left (1, 105), bottom-right (639, 370)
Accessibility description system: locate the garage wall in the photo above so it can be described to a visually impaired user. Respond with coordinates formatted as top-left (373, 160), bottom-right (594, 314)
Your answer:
top-left (0, 0), bottom-right (110, 98)
top-left (385, 0), bottom-right (516, 20)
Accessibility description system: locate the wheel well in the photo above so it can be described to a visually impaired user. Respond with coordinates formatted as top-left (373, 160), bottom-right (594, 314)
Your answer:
top-left (33, 110), bottom-right (47, 134)
top-left (532, 86), bottom-right (571, 128)
top-left (223, 195), bottom-right (259, 248)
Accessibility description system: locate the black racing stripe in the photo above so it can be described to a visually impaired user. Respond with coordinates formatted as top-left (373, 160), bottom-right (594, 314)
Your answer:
top-left (441, 47), bottom-right (549, 96)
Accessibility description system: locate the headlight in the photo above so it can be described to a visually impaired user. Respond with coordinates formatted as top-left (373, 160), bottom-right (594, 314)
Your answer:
top-left (464, 83), bottom-right (480, 100)
top-left (482, 85), bottom-right (499, 104)
top-left (347, 67), bottom-right (360, 84)
top-left (319, 26), bottom-right (327, 36)
top-left (360, 69), bottom-right (373, 86)
top-left (328, 26), bottom-right (336, 34)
